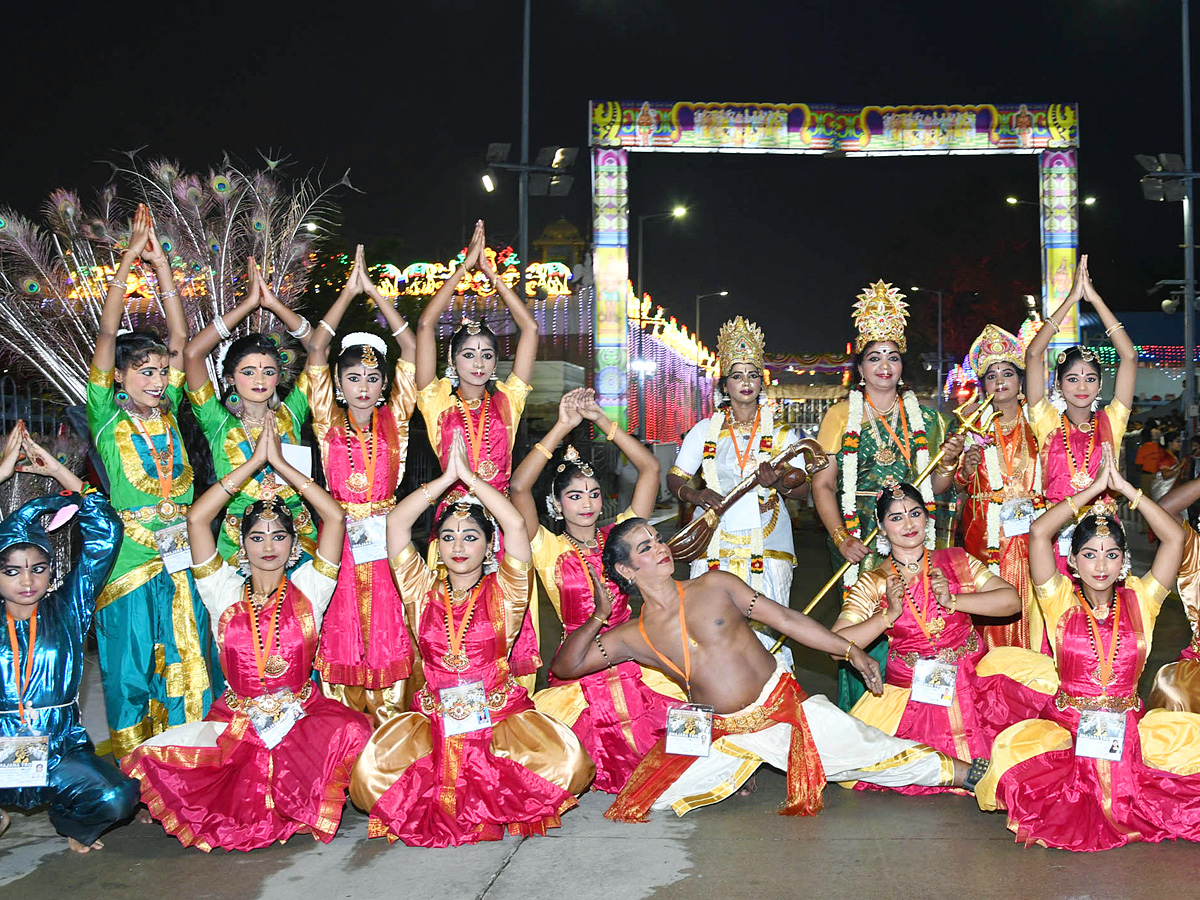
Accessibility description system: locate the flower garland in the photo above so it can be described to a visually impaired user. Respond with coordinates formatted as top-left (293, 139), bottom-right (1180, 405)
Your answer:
top-left (700, 403), bottom-right (777, 591)
top-left (840, 390), bottom-right (933, 588)
top-left (978, 410), bottom-right (1045, 575)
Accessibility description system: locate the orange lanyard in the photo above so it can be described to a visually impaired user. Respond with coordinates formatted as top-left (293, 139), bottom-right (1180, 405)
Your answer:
top-left (248, 581), bottom-right (286, 685)
top-left (347, 410), bottom-right (379, 493)
top-left (993, 417), bottom-right (1025, 484)
top-left (1061, 413), bottom-right (1097, 485)
top-left (6, 608), bottom-right (38, 725)
top-left (727, 408), bottom-right (761, 472)
top-left (867, 395), bottom-right (912, 463)
top-left (130, 416), bottom-right (175, 500)
top-left (1078, 589), bottom-right (1122, 692)
top-left (638, 581), bottom-right (693, 698)
top-left (891, 552), bottom-right (938, 643)
top-left (443, 582), bottom-right (485, 661)
top-left (456, 393), bottom-right (490, 470)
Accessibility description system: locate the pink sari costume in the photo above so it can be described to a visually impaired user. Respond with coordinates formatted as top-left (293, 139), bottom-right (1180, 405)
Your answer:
top-left (978, 571), bottom-right (1200, 851)
top-left (350, 546), bottom-right (593, 848)
top-left (416, 373), bottom-right (540, 679)
top-left (530, 519), bottom-right (685, 793)
top-left (307, 360), bottom-right (417, 698)
top-left (122, 554), bottom-right (372, 852)
top-left (840, 548), bottom-right (1039, 794)
top-left (1148, 524), bottom-right (1200, 711)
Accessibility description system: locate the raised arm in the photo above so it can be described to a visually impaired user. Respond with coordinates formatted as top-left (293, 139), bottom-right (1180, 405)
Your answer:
top-left (1103, 451), bottom-right (1185, 588)
top-left (1025, 254), bottom-right (1088, 408)
top-left (1080, 260), bottom-right (1136, 409)
top-left (188, 420), bottom-right (270, 563)
top-left (93, 204), bottom-right (153, 373)
top-left (307, 246), bottom-right (365, 367)
top-left (1160, 476), bottom-right (1200, 521)
top-left (416, 221), bottom-right (482, 390)
top-left (478, 236), bottom-right (538, 386)
top-left (579, 389), bottom-right (660, 519)
top-left (261, 418), bottom-right (345, 564)
top-left (511, 389), bottom-right (586, 536)
top-left (1028, 445), bottom-right (1113, 585)
top-left (356, 244), bottom-right (416, 363)
top-left (259, 265), bottom-right (314, 352)
top-left (184, 256), bottom-right (261, 391)
top-left (471, 450), bottom-right (531, 563)
top-left (386, 438), bottom-right (464, 556)
top-left (139, 213), bottom-right (187, 365)
top-left (551, 565), bottom-right (639, 679)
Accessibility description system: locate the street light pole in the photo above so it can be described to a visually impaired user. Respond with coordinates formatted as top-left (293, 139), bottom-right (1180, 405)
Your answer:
top-left (1183, 0), bottom-right (1196, 435)
top-left (694, 290), bottom-right (729, 421)
top-left (518, 0), bottom-right (531, 299)
top-left (636, 207), bottom-right (687, 300)
top-left (911, 287), bottom-right (946, 409)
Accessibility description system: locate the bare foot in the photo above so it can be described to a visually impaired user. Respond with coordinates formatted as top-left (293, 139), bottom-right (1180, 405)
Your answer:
top-left (67, 837), bottom-right (103, 853)
top-left (0, 809), bottom-right (10, 838)
top-left (136, 809), bottom-right (153, 825)
top-left (737, 775), bottom-right (757, 797)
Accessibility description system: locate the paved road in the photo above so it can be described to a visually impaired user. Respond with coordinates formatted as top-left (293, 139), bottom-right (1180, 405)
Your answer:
top-left (4, 514), bottom-right (1198, 898)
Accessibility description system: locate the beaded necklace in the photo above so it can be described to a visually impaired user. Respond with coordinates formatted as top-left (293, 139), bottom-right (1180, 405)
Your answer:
top-left (441, 576), bottom-right (485, 672)
top-left (247, 578), bottom-right (288, 684)
top-left (344, 409), bottom-right (378, 495)
top-left (1061, 412), bottom-right (1098, 492)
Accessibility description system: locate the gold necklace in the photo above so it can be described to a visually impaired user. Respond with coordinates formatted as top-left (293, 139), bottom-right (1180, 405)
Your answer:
top-left (447, 574), bottom-right (484, 604)
top-left (891, 549), bottom-right (925, 574)
top-left (567, 532), bottom-right (599, 551)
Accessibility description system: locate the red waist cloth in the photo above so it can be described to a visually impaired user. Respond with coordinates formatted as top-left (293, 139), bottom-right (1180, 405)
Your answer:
top-left (605, 670), bottom-right (825, 823)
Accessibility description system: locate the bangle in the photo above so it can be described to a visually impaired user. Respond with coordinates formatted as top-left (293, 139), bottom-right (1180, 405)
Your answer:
top-left (1066, 496), bottom-right (1080, 517)
top-left (594, 634), bottom-right (611, 667)
top-left (949, 594), bottom-right (957, 614)
top-left (590, 613), bottom-right (609, 627)
top-left (288, 318), bottom-right (313, 339)
top-left (746, 591), bottom-right (759, 619)
top-left (214, 316), bottom-right (232, 341)
top-left (298, 476), bottom-right (314, 496)
top-left (832, 526), bottom-right (850, 548)
top-left (159, 289), bottom-right (178, 300)
top-left (1105, 322), bottom-right (1125, 337)
top-left (605, 420), bottom-right (620, 441)
top-left (1130, 488), bottom-right (1144, 511)
top-left (391, 320), bottom-right (410, 337)
top-left (318, 319), bottom-right (336, 337)
top-left (843, 639), bottom-right (856, 661)
top-left (533, 442), bottom-right (553, 461)
top-left (220, 478), bottom-right (237, 496)
top-left (421, 482), bottom-right (436, 506)
top-left (1046, 319), bottom-right (1060, 334)
top-left (468, 472), bottom-right (479, 494)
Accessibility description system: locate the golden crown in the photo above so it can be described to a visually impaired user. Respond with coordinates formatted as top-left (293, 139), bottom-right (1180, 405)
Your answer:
top-left (716, 316), bottom-right (766, 376)
top-left (968, 324), bottom-right (1025, 379)
top-left (852, 281), bottom-right (909, 353)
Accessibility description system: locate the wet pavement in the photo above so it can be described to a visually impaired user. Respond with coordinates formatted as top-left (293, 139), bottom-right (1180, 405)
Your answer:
top-left (3, 511), bottom-right (1197, 899)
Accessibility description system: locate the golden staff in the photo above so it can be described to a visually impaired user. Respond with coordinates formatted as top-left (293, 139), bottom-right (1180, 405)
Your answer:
top-left (769, 391), bottom-right (998, 654)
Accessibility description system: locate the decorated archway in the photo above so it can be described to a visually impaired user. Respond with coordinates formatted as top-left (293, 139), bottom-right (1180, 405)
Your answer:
top-left (590, 100), bottom-right (1081, 425)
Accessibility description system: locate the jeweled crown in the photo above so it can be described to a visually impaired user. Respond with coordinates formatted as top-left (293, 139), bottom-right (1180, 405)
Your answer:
top-left (852, 281), bottom-right (909, 353)
top-left (968, 324), bottom-right (1025, 379)
top-left (716, 316), bottom-right (766, 376)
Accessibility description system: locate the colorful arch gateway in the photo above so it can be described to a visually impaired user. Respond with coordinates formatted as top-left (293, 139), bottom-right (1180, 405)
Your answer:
top-left (589, 100), bottom-right (1081, 426)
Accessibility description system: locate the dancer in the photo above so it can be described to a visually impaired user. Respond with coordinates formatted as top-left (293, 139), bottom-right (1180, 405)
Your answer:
top-left (955, 324), bottom-right (1046, 650)
top-left (415, 221), bottom-right (541, 687)
top-left (667, 317), bottom-right (809, 609)
top-left (350, 435), bottom-right (593, 848)
top-left (184, 259), bottom-right (316, 563)
top-left (833, 480), bottom-right (1023, 793)
top-left (513, 388), bottom-right (684, 793)
top-left (0, 424), bottom-right (139, 852)
top-left (87, 203), bottom-right (217, 758)
top-left (306, 245), bottom-right (417, 718)
top-left (1023, 254), bottom-right (1136, 508)
top-left (1145, 477), bottom-right (1200, 711)
top-left (553, 519), bottom-right (986, 823)
top-left (811, 281), bottom-right (964, 709)
top-left (122, 417), bottom-right (371, 852)
top-left (975, 447), bottom-right (1200, 852)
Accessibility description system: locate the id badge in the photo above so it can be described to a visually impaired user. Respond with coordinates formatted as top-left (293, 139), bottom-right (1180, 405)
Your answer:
top-left (155, 521), bottom-right (192, 574)
top-left (1000, 498), bottom-right (1034, 537)
top-left (1056, 523), bottom-right (1076, 557)
top-left (440, 681), bottom-right (491, 736)
top-left (665, 704), bottom-right (714, 757)
top-left (1075, 710), bottom-right (1125, 761)
top-left (248, 699), bottom-right (306, 750)
top-left (347, 514), bottom-right (388, 565)
top-left (910, 658), bottom-right (957, 707)
top-left (0, 731), bottom-right (50, 788)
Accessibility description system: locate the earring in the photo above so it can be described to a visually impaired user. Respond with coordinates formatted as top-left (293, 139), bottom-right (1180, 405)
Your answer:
top-left (488, 372), bottom-right (497, 383)
top-left (375, 396), bottom-right (385, 407)
top-left (875, 533), bottom-right (891, 555)
top-left (858, 378), bottom-right (866, 388)
top-left (267, 392), bottom-right (281, 410)
top-left (897, 378), bottom-right (906, 390)
top-left (115, 388), bottom-right (129, 403)
top-left (445, 363), bottom-right (459, 388)
top-left (334, 382), bottom-right (345, 403)
top-left (1017, 391), bottom-right (1026, 403)
top-left (226, 392), bottom-right (243, 416)
top-left (1119, 558), bottom-right (1131, 580)
top-left (287, 542), bottom-right (303, 567)
top-left (235, 546), bottom-right (249, 574)
top-left (1067, 558), bottom-right (1078, 574)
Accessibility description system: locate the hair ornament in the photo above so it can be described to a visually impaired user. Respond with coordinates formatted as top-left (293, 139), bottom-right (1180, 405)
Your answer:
top-left (340, 332), bottom-right (388, 369)
top-left (1055, 345), bottom-right (1098, 367)
top-left (876, 476), bottom-right (905, 502)
top-left (454, 316), bottom-right (483, 337)
top-left (556, 444), bottom-right (595, 478)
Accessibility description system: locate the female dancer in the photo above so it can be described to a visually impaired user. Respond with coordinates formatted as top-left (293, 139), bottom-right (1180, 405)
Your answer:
top-left (415, 221), bottom-right (541, 685)
top-left (122, 417), bottom-right (371, 852)
top-left (306, 245), bottom-right (417, 718)
top-left (832, 480), bottom-right (1020, 793)
top-left (513, 388), bottom-right (684, 793)
top-left (0, 423), bottom-right (139, 852)
top-left (975, 447), bottom-right (1200, 851)
top-left (955, 324), bottom-right (1045, 650)
top-left (350, 435), bottom-right (593, 848)
top-left (1023, 255), bottom-right (1136, 508)
top-left (183, 259), bottom-right (317, 562)
top-left (87, 203), bottom-right (218, 758)
top-left (811, 281), bottom-right (964, 709)
top-left (1145, 477), bottom-right (1200, 711)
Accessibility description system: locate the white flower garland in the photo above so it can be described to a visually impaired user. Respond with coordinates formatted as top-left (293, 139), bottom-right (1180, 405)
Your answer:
top-left (903, 390), bottom-right (937, 549)
top-left (980, 408), bottom-right (1043, 575)
top-left (840, 391), bottom-right (864, 587)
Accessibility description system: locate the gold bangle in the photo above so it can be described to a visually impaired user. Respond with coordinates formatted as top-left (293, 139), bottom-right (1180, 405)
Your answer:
top-left (421, 482), bottom-right (435, 506)
top-left (832, 526), bottom-right (850, 548)
top-left (533, 441), bottom-right (553, 461)
top-left (843, 639), bottom-right (856, 661)
top-left (605, 420), bottom-right (620, 441)
top-left (949, 594), bottom-right (957, 614)
top-left (298, 476), bottom-right (314, 496)
top-left (1105, 322), bottom-right (1125, 337)
top-left (1047, 319), bottom-right (1060, 334)
top-left (1129, 488), bottom-right (1144, 511)
top-left (1066, 496), bottom-right (1080, 517)
top-left (468, 472), bottom-right (479, 494)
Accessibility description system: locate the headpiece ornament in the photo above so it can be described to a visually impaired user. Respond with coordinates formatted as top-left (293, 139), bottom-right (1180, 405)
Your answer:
top-left (876, 476), bottom-right (906, 502)
top-left (454, 316), bottom-right (483, 337)
top-left (556, 444), bottom-right (595, 478)
top-left (1055, 344), bottom-right (1098, 368)
top-left (715, 316), bottom-right (766, 377)
top-left (967, 324), bottom-right (1025, 380)
top-left (852, 280), bottom-right (909, 353)
top-left (1080, 495), bottom-right (1120, 537)
top-left (340, 332), bottom-right (387, 369)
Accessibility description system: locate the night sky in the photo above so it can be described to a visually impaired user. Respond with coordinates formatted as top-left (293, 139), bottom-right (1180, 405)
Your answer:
top-left (5, 0), bottom-right (1195, 356)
